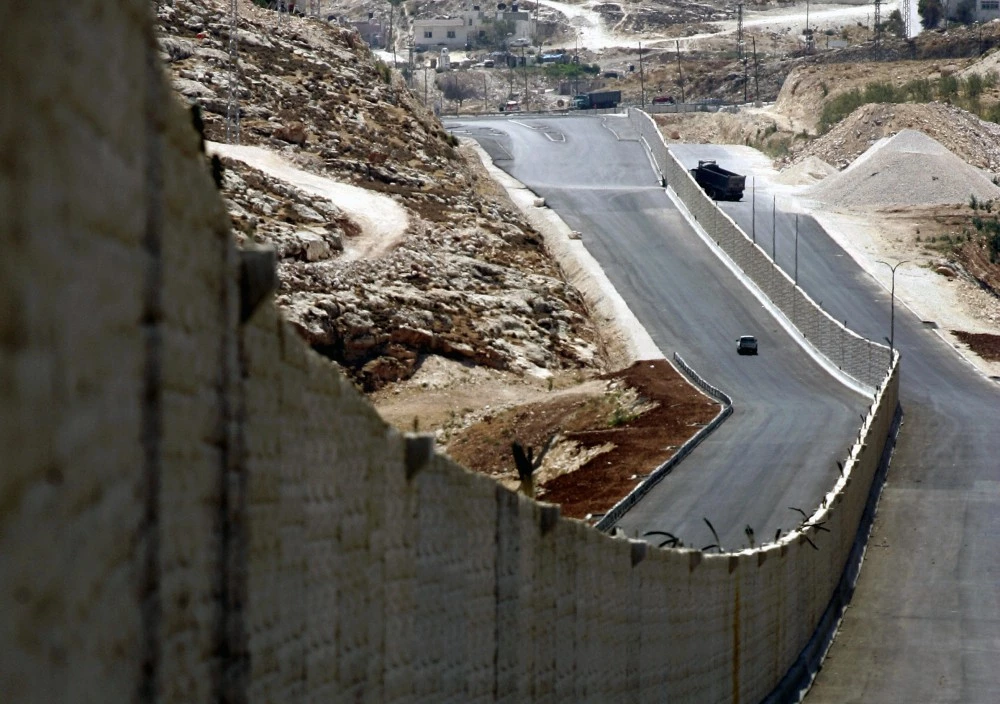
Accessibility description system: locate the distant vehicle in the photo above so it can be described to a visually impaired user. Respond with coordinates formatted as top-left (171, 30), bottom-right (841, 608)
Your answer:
top-left (572, 90), bottom-right (621, 109)
top-left (652, 95), bottom-right (675, 104)
top-left (737, 335), bottom-right (758, 355)
top-left (689, 160), bottom-right (745, 201)
top-left (602, 71), bottom-right (619, 79)
top-left (499, 101), bottom-right (521, 112)
top-left (482, 59), bottom-right (495, 68)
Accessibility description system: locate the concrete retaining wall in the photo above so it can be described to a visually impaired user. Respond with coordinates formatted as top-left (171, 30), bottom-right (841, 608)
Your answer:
top-left (1, 4), bottom-right (897, 703)
top-left (628, 108), bottom-right (892, 390)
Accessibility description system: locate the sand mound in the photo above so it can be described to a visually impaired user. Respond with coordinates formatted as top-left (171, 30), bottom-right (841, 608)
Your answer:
top-left (774, 156), bottom-right (838, 186)
top-left (804, 129), bottom-right (1000, 207)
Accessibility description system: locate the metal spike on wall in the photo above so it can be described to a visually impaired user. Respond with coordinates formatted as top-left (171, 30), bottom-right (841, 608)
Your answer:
top-left (225, 0), bottom-right (240, 144)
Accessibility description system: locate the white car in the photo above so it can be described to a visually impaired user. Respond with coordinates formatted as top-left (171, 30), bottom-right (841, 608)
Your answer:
top-left (737, 335), bottom-right (758, 355)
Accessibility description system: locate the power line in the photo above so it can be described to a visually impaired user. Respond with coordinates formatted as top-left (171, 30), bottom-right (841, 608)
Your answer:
top-left (225, 0), bottom-right (240, 144)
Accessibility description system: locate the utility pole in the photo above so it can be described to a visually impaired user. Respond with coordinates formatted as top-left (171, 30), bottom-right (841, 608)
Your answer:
top-left (805, 0), bottom-right (812, 53)
top-left (639, 41), bottom-right (645, 108)
top-left (873, 0), bottom-right (883, 61)
top-left (521, 45), bottom-right (528, 109)
top-left (226, 0), bottom-right (240, 144)
top-left (752, 36), bottom-right (759, 102)
top-left (483, 70), bottom-right (488, 113)
top-left (675, 40), bottom-right (685, 104)
top-left (736, 3), bottom-right (744, 62)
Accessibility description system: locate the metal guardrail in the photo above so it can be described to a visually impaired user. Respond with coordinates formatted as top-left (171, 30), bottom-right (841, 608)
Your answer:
top-left (595, 352), bottom-right (733, 532)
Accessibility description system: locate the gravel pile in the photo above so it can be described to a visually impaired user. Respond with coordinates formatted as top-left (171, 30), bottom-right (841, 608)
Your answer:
top-left (804, 129), bottom-right (1000, 207)
top-left (774, 156), bottom-right (837, 186)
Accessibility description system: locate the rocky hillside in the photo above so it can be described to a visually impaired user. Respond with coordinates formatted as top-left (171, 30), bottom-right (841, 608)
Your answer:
top-left (154, 0), bottom-right (603, 390)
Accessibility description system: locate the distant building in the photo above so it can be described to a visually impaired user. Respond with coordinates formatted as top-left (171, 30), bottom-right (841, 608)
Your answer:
top-left (976, 0), bottom-right (1000, 21)
top-left (411, 4), bottom-right (535, 50)
top-left (350, 17), bottom-right (385, 48)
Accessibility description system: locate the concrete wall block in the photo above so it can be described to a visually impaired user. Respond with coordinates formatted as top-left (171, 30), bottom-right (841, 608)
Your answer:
top-left (636, 551), bottom-right (672, 701)
top-left (530, 505), bottom-right (558, 703)
top-left (454, 469), bottom-right (498, 703)
top-left (553, 520), bottom-right (580, 700)
top-left (494, 487), bottom-right (524, 703)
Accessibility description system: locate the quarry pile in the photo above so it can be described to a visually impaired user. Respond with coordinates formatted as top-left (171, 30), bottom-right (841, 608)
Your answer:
top-left (774, 156), bottom-right (837, 186)
top-left (786, 102), bottom-right (1000, 173)
top-left (804, 129), bottom-right (1000, 208)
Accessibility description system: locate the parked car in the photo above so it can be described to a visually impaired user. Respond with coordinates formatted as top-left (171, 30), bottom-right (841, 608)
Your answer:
top-left (652, 95), bottom-right (675, 104)
top-left (737, 335), bottom-right (758, 355)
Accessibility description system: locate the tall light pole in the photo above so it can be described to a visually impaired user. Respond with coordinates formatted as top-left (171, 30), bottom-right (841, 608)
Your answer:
top-left (876, 259), bottom-right (909, 352)
top-left (675, 40), bottom-right (685, 104)
top-left (771, 194), bottom-right (776, 260)
top-left (794, 214), bottom-right (799, 284)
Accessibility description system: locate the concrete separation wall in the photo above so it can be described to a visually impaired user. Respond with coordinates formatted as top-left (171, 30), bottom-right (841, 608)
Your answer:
top-left (628, 108), bottom-right (892, 391)
top-left (1, 5), bottom-right (898, 704)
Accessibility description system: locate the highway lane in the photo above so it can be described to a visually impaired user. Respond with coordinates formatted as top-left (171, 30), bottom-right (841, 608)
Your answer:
top-left (448, 115), bottom-right (867, 550)
top-left (652, 144), bottom-right (1000, 702)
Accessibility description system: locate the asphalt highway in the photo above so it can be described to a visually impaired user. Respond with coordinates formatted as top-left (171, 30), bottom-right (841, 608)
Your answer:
top-left (452, 116), bottom-right (1000, 702)
top-left (448, 115), bottom-right (867, 551)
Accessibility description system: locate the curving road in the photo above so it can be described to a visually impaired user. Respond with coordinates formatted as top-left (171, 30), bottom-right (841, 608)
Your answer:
top-left (448, 115), bottom-right (867, 550)
top-left (452, 115), bottom-right (1000, 702)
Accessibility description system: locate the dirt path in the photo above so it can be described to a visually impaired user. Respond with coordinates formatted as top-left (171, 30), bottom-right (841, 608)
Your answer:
top-left (206, 141), bottom-right (409, 260)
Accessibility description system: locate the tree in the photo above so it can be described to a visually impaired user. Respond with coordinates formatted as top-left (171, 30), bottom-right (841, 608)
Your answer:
top-left (918, 0), bottom-right (943, 29)
top-left (953, 0), bottom-right (977, 24)
top-left (882, 9), bottom-right (905, 38)
top-left (438, 74), bottom-right (480, 113)
top-left (481, 17), bottom-right (517, 51)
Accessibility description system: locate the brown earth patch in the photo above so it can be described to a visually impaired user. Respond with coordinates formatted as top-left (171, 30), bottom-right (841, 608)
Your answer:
top-left (952, 331), bottom-right (1000, 362)
top-left (445, 359), bottom-right (720, 520)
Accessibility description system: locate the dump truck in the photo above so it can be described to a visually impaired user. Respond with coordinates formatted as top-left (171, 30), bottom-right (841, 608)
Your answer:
top-left (689, 160), bottom-right (745, 201)
top-left (573, 90), bottom-right (621, 110)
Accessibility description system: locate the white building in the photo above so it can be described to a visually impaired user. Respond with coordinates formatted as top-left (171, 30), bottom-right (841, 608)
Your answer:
top-left (411, 5), bottom-right (535, 50)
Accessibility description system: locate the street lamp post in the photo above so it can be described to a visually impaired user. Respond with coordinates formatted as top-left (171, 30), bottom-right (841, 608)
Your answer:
top-left (876, 259), bottom-right (910, 352)
top-left (794, 214), bottom-right (799, 284)
top-left (771, 194), bottom-right (776, 260)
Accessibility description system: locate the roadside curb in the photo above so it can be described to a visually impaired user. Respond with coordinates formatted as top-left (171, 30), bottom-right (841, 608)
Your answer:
top-left (594, 352), bottom-right (733, 532)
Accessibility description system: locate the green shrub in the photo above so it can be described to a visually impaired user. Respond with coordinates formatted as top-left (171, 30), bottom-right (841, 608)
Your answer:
top-left (938, 73), bottom-right (959, 99)
top-left (863, 81), bottom-right (898, 103)
top-left (964, 72), bottom-right (984, 100)
top-left (903, 78), bottom-right (934, 101)
top-left (819, 88), bottom-right (864, 131)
